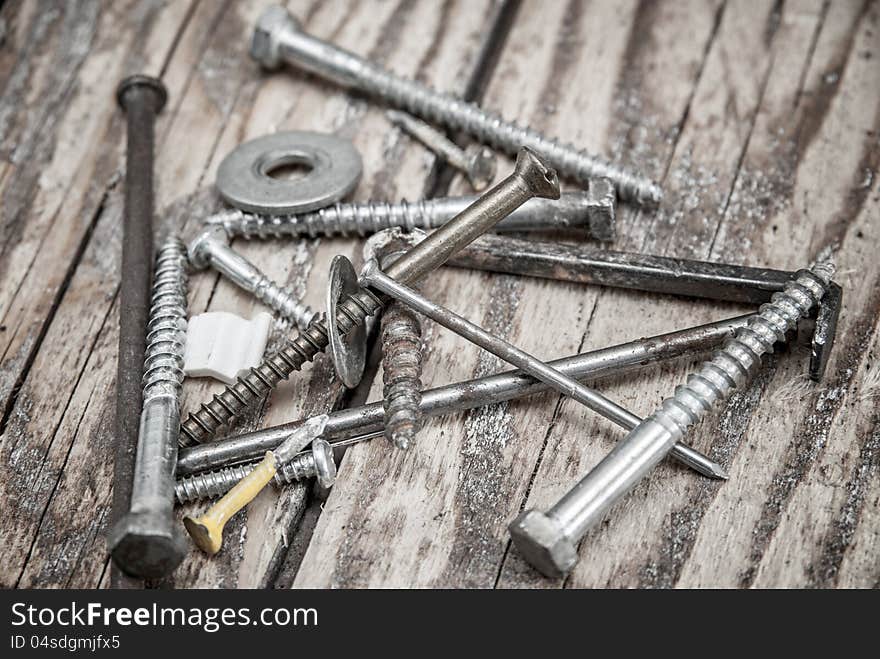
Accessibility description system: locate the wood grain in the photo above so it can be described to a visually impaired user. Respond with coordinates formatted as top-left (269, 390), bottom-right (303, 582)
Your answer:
top-left (1, 0), bottom-right (877, 589)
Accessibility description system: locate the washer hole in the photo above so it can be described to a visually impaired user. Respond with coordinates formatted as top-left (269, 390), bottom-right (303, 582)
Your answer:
top-left (262, 154), bottom-right (315, 182)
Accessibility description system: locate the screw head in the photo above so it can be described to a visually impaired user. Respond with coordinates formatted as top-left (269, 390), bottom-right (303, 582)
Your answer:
top-left (250, 5), bottom-right (300, 70)
top-left (107, 512), bottom-right (186, 579)
top-left (187, 225), bottom-right (228, 269)
top-left (508, 509), bottom-right (577, 578)
top-left (116, 74), bottom-right (168, 114)
top-left (311, 439), bottom-right (337, 489)
top-left (513, 148), bottom-right (560, 200)
top-left (464, 144), bottom-right (497, 191)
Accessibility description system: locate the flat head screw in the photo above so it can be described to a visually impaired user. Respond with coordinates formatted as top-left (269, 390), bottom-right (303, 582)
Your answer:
top-left (386, 110), bottom-right (497, 191)
top-left (250, 5), bottom-right (660, 205)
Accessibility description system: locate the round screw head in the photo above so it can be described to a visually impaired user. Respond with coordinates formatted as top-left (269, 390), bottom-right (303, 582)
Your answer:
top-left (187, 225), bottom-right (228, 269)
top-left (116, 74), bottom-right (168, 113)
top-left (508, 509), bottom-right (577, 578)
top-left (311, 438), bottom-right (337, 488)
top-left (514, 148), bottom-right (560, 199)
top-left (250, 5), bottom-right (300, 69)
top-left (326, 255), bottom-right (368, 388)
top-left (464, 144), bottom-right (497, 191)
top-left (108, 512), bottom-right (187, 579)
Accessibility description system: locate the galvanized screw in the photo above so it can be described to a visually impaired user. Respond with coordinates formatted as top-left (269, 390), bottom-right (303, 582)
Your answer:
top-left (176, 315), bottom-right (750, 477)
top-left (365, 229), bottom-right (428, 450)
top-left (108, 236), bottom-right (188, 578)
top-left (178, 148), bottom-right (560, 446)
top-left (187, 225), bottom-right (316, 331)
top-left (250, 5), bottom-right (660, 205)
top-left (206, 191), bottom-right (614, 242)
top-left (509, 259), bottom-right (836, 578)
top-left (175, 438), bottom-right (336, 504)
top-left (386, 109), bottom-right (497, 191)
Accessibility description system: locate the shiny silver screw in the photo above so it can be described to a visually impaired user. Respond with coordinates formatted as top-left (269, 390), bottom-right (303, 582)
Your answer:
top-left (188, 225), bottom-right (316, 330)
top-left (250, 5), bottom-right (660, 205)
top-left (178, 147), bottom-right (560, 446)
top-left (386, 109), bottom-right (497, 191)
top-left (175, 438), bottom-right (336, 504)
top-left (108, 236), bottom-right (189, 578)
top-left (509, 259), bottom-right (836, 578)
top-left (206, 191), bottom-right (615, 242)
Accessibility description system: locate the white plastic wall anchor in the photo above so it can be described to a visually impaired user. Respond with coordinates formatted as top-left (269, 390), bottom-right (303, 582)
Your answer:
top-left (183, 311), bottom-right (273, 385)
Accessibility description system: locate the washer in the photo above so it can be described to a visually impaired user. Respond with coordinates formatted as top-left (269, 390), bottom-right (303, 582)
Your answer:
top-left (326, 255), bottom-right (368, 389)
top-left (216, 131), bottom-right (362, 215)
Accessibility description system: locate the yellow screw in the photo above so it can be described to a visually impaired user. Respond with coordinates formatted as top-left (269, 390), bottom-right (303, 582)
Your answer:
top-left (183, 414), bottom-right (329, 555)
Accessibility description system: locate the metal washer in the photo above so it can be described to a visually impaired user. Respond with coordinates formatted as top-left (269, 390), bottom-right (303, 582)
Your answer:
top-left (216, 131), bottom-right (362, 215)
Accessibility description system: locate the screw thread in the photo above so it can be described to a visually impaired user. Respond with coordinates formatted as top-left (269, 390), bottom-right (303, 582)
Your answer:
top-left (208, 202), bottom-right (441, 241)
top-left (348, 65), bottom-right (660, 205)
top-left (649, 262), bottom-right (835, 439)
top-left (174, 452), bottom-right (317, 504)
top-left (252, 273), bottom-right (316, 329)
top-left (178, 288), bottom-right (382, 446)
top-left (142, 237), bottom-right (188, 401)
top-left (381, 302), bottom-right (424, 450)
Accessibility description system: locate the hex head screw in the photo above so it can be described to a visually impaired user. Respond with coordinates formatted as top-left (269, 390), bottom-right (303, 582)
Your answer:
top-left (108, 237), bottom-right (188, 579)
top-left (178, 148), bottom-right (560, 446)
top-left (250, 5), bottom-right (660, 205)
top-left (206, 191), bottom-right (614, 241)
top-left (111, 74), bottom-right (168, 581)
top-left (188, 225), bottom-right (316, 330)
top-left (509, 260), bottom-right (836, 578)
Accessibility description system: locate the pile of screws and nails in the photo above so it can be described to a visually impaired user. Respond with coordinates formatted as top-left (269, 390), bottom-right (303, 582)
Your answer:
top-left (108, 5), bottom-right (842, 581)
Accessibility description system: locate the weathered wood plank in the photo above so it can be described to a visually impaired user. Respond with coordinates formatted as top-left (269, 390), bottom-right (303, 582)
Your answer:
top-left (679, 0), bottom-right (880, 588)
top-left (0, 0), bottom-right (198, 588)
top-left (293, 0), bottom-right (730, 588)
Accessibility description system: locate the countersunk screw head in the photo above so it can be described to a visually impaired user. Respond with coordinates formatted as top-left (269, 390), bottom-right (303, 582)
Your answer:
top-left (116, 74), bottom-right (168, 113)
top-left (514, 147), bottom-right (560, 199)
top-left (250, 5), bottom-right (300, 70)
top-left (187, 224), bottom-right (228, 269)
top-left (311, 438), bottom-right (337, 488)
top-left (508, 509), bottom-right (577, 578)
top-left (107, 512), bottom-right (187, 579)
top-left (464, 144), bottom-right (497, 191)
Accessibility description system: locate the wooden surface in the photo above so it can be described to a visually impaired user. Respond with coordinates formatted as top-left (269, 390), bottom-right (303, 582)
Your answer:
top-left (0, 0), bottom-right (877, 589)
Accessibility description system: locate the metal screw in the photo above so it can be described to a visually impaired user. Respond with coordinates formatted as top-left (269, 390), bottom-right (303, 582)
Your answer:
top-left (178, 147), bottom-right (560, 446)
top-left (111, 74), bottom-right (168, 583)
top-left (177, 314), bottom-right (750, 476)
top-left (184, 415), bottom-right (329, 555)
top-left (360, 261), bottom-right (726, 479)
top-left (108, 236), bottom-right (188, 578)
top-left (509, 260), bottom-right (836, 577)
top-left (366, 229), bottom-right (428, 450)
top-left (175, 438), bottom-right (336, 504)
top-left (206, 191), bottom-right (615, 243)
top-left (386, 109), bottom-right (497, 191)
top-left (188, 225), bottom-right (316, 330)
top-left (250, 5), bottom-right (661, 205)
